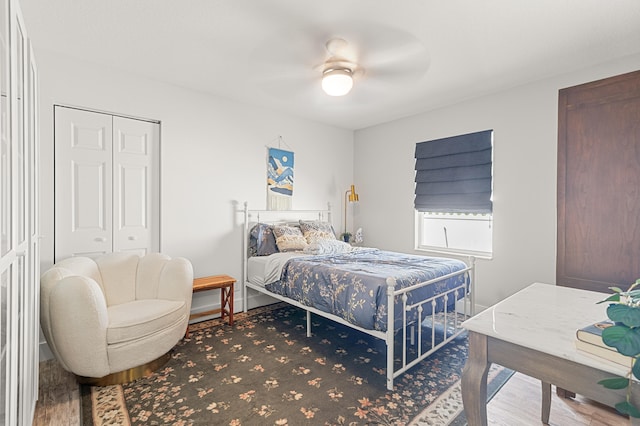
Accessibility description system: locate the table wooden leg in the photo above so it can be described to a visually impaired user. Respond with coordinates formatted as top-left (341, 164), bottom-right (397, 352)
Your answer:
top-left (220, 287), bottom-right (226, 323)
top-left (541, 381), bottom-right (551, 424)
top-left (229, 283), bottom-right (234, 325)
top-left (462, 331), bottom-right (490, 426)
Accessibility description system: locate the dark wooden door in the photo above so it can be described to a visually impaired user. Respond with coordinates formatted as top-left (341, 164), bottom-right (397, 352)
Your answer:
top-left (557, 69), bottom-right (640, 293)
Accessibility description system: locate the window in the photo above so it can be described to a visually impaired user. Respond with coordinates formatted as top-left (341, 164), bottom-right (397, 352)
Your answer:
top-left (416, 212), bottom-right (492, 255)
top-left (414, 130), bottom-right (493, 257)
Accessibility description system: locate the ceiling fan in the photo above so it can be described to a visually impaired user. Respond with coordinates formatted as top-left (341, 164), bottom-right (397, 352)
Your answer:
top-left (250, 22), bottom-right (431, 101)
top-left (320, 38), bottom-right (362, 96)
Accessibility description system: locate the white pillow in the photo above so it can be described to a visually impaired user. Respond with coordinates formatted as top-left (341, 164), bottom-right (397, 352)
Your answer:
top-left (303, 239), bottom-right (355, 255)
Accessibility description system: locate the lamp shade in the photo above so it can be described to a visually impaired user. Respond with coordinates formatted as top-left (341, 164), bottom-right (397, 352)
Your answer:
top-left (347, 184), bottom-right (359, 202)
top-left (344, 184), bottom-right (359, 235)
top-left (322, 68), bottom-right (353, 96)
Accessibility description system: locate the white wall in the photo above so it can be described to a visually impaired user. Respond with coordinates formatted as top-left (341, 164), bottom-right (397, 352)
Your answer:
top-left (354, 53), bottom-right (640, 309)
top-left (36, 49), bottom-right (354, 358)
top-left (37, 45), bottom-right (640, 358)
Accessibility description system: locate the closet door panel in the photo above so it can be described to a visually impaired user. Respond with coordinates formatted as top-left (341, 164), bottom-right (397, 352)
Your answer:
top-left (25, 43), bottom-right (38, 419)
top-left (557, 70), bottom-right (640, 292)
top-left (54, 107), bottom-right (112, 260)
top-left (0, 0), bottom-right (37, 423)
top-left (0, 267), bottom-right (11, 425)
top-left (0, 0), bottom-right (9, 422)
top-left (55, 109), bottom-right (160, 260)
top-left (0, 89), bottom-right (7, 258)
top-left (113, 116), bottom-right (159, 255)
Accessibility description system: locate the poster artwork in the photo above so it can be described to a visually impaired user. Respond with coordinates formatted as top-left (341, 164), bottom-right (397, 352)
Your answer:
top-left (267, 147), bottom-right (294, 210)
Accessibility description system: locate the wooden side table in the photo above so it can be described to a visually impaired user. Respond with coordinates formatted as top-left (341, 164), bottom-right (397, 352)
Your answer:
top-left (186, 274), bottom-right (236, 337)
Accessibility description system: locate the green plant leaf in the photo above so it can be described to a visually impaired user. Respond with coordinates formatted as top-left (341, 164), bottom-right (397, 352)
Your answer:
top-left (607, 304), bottom-right (640, 328)
top-left (633, 358), bottom-right (640, 380)
top-left (598, 377), bottom-right (629, 389)
top-left (615, 401), bottom-right (640, 418)
top-left (602, 325), bottom-right (640, 356)
top-left (597, 294), bottom-right (620, 304)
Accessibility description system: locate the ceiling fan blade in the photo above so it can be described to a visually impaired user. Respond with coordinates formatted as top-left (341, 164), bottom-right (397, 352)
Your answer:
top-left (252, 72), bottom-right (321, 100)
top-left (365, 42), bottom-right (430, 70)
top-left (241, 7), bottom-right (433, 103)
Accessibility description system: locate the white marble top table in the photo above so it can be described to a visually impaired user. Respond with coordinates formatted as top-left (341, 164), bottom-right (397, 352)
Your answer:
top-left (461, 282), bottom-right (635, 426)
top-left (463, 282), bottom-right (628, 377)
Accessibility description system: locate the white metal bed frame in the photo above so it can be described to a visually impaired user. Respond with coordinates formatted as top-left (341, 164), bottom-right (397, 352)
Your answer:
top-left (241, 202), bottom-right (475, 390)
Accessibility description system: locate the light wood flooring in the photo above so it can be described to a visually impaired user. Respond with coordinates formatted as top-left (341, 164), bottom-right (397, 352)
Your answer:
top-left (33, 360), bottom-right (80, 426)
top-left (32, 359), bottom-right (626, 425)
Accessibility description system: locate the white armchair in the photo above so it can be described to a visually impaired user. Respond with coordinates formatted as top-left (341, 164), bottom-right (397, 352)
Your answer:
top-left (40, 252), bottom-right (193, 385)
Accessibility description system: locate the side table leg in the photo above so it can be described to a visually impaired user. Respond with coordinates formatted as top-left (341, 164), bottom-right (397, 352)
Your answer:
top-left (462, 331), bottom-right (490, 426)
top-left (541, 381), bottom-right (551, 424)
top-left (229, 283), bottom-right (234, 325)
top-left (220, 287), bottom-right (226, 323)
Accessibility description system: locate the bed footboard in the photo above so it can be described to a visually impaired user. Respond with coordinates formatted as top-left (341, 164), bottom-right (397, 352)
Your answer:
top-left (384, 258), bottom-right (474, 390)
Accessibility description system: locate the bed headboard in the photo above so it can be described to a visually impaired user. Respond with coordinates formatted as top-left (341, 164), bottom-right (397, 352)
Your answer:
top-left (241, 202), bottom-right (332, 309)
top-left (242, 202), bottom-right (332, 237)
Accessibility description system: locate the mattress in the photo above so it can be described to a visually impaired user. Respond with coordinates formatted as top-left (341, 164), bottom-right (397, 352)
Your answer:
top-left (247, 252), bottom-right (308, 287)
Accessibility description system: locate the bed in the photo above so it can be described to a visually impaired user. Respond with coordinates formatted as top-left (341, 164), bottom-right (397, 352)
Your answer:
top-left (241, 203), bottom-right (475, 390)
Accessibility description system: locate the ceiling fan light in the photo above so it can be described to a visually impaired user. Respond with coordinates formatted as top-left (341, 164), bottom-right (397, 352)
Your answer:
top-left (322, 68), bottom-right (353, 96)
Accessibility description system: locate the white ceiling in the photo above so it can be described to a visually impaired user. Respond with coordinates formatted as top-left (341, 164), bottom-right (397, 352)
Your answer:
top-left (20, 0), bottom-right (640, 130)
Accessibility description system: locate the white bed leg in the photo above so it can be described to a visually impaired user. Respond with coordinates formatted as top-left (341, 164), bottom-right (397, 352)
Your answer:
top-left (386, 278), bottom-right (396, 391)
top-left (306, 311), bottom-right (312, 337)
top-left (468, 255), bottom-right (476, 316)
top-left (243, 283), bottom-right (247, 313)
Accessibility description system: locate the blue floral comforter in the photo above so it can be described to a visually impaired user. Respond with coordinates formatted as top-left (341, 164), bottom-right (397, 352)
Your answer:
top-left (264, 248), bottom-right (468, 332)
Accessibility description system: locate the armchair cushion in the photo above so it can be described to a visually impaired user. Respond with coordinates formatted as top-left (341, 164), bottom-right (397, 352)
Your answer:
top-left (107, 299), bottom-right (186, 345)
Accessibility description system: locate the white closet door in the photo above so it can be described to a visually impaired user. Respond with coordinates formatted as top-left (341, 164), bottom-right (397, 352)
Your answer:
top-left (54, 107), bottom-right (160, 261)
top-left (0, 1), bottom-right (39, 424)
top-left (113, 116), bottom-right (159, 255)
top-left (0, 0), bottom-right (9, 420)
top-left (54, 107), bottom-right (113, 260)
top-left (23, 40), bottom-right (38, 426)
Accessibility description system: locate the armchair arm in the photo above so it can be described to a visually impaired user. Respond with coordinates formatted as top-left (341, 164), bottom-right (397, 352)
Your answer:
top-left (48, 276), bottom-right (110, 377)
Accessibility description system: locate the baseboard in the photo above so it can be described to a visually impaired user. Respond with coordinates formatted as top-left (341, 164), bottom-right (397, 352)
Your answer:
top-left (455, 298), bottom-right (488, 316)
top-left (189, 292), bottom-right (278, 323)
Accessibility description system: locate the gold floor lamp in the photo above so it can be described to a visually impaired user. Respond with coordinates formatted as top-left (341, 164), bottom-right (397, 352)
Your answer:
top-left (343, 184), bottom-right (359, 241)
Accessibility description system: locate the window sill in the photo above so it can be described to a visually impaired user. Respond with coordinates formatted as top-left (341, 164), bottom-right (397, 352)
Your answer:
top-left (414, 246), bottom-right (493, 261)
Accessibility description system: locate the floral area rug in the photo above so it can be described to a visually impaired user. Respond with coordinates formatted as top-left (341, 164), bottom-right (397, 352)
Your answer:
top-left (82, 303), bottom-right (512, 425)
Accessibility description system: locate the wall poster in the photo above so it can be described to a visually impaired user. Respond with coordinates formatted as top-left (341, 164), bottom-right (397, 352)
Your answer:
top-left (267, 147), bottom-right (294, 210)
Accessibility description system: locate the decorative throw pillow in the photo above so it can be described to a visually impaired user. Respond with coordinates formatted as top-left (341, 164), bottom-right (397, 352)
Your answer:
top-left (298, 220), bottom-right (337, 244)
top-left (272, 225), bottom-right (308, 252)
top-left (249, 223), bottom-right (278, 256)
top-left (304, 239), bottom-right (354, 255)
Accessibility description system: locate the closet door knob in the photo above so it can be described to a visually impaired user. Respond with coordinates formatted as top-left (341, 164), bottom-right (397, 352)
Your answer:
top-left (128, 236), bottom-right (137, 241)
top-left (94, 237), bottom-right (107, 242)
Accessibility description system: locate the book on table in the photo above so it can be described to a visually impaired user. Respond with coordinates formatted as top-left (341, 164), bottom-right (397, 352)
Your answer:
top-left (575, 320), bottom-right (634, 367)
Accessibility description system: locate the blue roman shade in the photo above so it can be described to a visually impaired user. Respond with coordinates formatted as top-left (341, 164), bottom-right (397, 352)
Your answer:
top-left (414, 130), bottom-right (493, 213)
